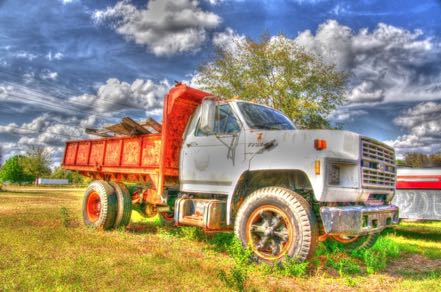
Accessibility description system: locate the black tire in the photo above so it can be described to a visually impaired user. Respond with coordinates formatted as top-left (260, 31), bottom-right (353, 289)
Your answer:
top-left (329, 233), bottom-right (379, 251)
top-left (234, 187), bottom-right (318, 263)
top-left (110, 182), bottom-right (132, 228)
top-left (82, 180), bottom-right (117, 230)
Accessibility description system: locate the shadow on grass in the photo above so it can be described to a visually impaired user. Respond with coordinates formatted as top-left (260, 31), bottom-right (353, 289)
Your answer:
top-left (126, 222), bottom-right (160, 234)
top-left (393, 268), bottom-right (441, 280)
top-left (393, 229), bottom-right (441, 242)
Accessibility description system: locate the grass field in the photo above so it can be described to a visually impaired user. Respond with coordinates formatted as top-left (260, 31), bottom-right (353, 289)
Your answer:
top-left (0, 186), bottom-right (440, 291)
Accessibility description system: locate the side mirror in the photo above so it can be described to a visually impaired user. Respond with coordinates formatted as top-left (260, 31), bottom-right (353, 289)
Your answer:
top-left (200, 97), bottom-right (216, 134)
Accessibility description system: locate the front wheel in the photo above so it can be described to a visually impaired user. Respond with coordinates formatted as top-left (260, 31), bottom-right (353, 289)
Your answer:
top-left (234, 187), bottom-right (318, 263)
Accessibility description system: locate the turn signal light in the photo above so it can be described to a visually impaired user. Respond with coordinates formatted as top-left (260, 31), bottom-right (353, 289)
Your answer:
top-left (314, 160), bottom-right (321, 175)
top-left (314, 139), bottom-right (327, 150)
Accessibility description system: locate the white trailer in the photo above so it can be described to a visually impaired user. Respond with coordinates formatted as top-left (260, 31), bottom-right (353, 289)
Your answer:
top-left (36, 178), bottom-right (69, 185)
top-left (393, 168), bottom-right (441, 220)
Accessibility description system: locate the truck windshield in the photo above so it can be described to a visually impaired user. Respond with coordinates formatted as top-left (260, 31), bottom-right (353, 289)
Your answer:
top-left (237, 102), bottom-right (295, 130)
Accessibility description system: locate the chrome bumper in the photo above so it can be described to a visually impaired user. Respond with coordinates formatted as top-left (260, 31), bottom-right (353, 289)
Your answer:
top-left (320, 205), bottom-right (399, 236)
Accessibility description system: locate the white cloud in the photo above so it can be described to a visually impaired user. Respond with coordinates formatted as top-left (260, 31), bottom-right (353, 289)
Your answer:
top-left (23, 72), bottom-right (36, 84)
top-left (69, 78), bottom-right (170, 114)
top-left (212, 27), bottom-right (246, 53)
top-left (0, 81), bottom-right (77, 114)
top-left (46, 52), bottom-right (64, 61)
top-left (385, 102), bottom-right (441, 154)
top-left (93, 0), bottom-right (221, 56)
top-left (347, 81), bottom-right (384, 103)
top-left (328, 107), bottom-right (367, 122)
top-left (295, 20), bottom-right (441, 104)
top-left (13, 51), bottom-right (38, 61)
top-left (0, 113), bottom-right (96, 163)
top-left (40, 70), bottom-right (58, 81)
top-left (0, 85), bottom-right (13, 101)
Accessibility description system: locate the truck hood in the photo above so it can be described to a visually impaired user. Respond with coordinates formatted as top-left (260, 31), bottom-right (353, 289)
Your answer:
top-left (250, 129), bottom-right (361, 161)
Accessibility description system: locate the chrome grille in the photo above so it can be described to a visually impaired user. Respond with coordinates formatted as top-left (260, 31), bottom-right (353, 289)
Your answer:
top-left (361, 137), bottom-right (396, 189)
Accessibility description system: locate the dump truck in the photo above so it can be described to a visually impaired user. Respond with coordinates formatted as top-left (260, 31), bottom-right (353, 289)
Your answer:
top-left (393, 168), bottom-right (441, 220)
top-left (63, 83), bottom-right (399, 262)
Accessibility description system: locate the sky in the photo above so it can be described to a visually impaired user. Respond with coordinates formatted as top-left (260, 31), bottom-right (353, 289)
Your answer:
top-left (0, 0), bottom-right (441, 165)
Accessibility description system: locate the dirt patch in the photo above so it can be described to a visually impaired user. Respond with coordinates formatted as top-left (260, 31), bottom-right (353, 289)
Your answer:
top-left (387, 254), bottom-right (441, 276)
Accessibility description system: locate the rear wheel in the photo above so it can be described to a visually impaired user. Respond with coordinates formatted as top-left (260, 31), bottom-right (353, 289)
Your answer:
top-left (329, 233), bottom-right (379, 251)
top-left (83, 181), bottom-right (117, 230)
top-left (235, 187), bottom-right (318, 263)
top-left (110, 182), bottom-right (132, 228)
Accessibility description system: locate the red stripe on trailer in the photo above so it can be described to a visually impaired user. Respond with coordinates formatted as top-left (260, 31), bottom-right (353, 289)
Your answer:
top-left (396, 175), bottom-right (441, 189)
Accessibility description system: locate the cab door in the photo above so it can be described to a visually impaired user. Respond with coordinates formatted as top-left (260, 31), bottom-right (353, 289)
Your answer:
top-left (180, 103), bottom-right (246, 194)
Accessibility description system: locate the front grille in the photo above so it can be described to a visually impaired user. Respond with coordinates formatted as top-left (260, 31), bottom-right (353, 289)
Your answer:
top-left (361, 137), bottom-right (396, 189)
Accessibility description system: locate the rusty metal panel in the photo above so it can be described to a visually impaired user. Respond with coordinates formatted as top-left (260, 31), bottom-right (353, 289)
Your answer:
top-left (89, 141), bottom-right (105, 165)
top-left (104, 140), bottom-right (122, 166)
top-left (76, 142), bottom-right (91, 165)
top-left (64, 143), bottom-right (78, 165)
top-left (121, 138), bottom-right (141, 166)
top-left (160, 85), bottom-right (209, 174)
top-left (141, 136), bottom-right (161, 167)
top-left (392, 190), bottom-right (441, 220)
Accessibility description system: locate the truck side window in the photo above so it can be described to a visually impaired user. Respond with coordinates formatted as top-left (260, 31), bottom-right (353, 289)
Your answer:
top-left (196, 104), bottom-right (240, 136)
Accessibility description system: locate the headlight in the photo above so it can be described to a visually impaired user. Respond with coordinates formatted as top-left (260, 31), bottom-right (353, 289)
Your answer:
top-left (326, 159), bottom-right (359, 188)
top-left (328, 164), bottom-right (340, 185)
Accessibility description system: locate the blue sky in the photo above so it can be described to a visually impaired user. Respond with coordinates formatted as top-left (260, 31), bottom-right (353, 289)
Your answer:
top-left (1, 0), bottom-right (441, 164)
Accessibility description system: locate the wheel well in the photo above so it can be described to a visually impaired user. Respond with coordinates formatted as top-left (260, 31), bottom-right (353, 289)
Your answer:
top-left (231, 170), bottom-right (314, 218)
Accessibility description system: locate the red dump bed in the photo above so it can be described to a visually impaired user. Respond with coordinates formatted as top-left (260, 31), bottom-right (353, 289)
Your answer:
top-left (63, 84), bottom-right (210, 200)
top-left (63, 134), bottom-right (162, 175)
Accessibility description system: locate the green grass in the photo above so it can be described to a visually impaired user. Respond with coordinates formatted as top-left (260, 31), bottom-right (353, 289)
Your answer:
top-left (0, 186), bottom-right (440, 291)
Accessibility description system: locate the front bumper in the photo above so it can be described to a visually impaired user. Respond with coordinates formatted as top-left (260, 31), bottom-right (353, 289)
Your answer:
top-left (320, 205), bottom-right (399, 236)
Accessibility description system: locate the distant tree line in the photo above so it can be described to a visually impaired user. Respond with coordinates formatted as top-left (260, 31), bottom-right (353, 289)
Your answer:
top-left (397, 152), bottom-right (441, 168)
top-left (0, 146), bottom-right (89, 185)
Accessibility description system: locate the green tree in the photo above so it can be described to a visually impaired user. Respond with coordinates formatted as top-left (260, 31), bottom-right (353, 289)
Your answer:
top-left (21, 146), bottom-right (52, 180)
top-left (196, 35), bottom-right (347, 129)
top-left (430, 152), bottom-right (441, 167)
top-left (403, 152), bottom-right (431, 168)
top-left (51, 166), bottom-right (90, 185)
top-left (0, 155), bottom-right (32, 183)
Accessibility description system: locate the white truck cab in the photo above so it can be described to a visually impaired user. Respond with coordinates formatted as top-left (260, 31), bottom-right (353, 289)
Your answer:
top-left (177, 98), bottom-right (398, 261)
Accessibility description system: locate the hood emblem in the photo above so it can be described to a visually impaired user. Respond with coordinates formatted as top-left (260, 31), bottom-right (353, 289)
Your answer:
top-left (377, 163), bottom-right (385, 171)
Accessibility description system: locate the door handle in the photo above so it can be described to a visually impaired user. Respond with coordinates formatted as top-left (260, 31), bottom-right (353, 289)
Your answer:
top-left (186, 142), bottom-right (198, 147)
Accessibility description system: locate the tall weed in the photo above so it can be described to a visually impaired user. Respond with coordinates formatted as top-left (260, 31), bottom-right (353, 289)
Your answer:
top-left (218, 237), bottom-right (253, 291)
top-left (352, 236), bottom-right (400, 274)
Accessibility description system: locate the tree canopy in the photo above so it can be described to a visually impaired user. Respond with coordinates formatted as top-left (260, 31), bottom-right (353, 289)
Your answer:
top-left (0, 156), bottom-right (30, 183)
top-left (0, 147), bottom-right (52, 184)
top-left (398, 152), bottom-right (441, 168)
top-left (21, 146), bottom-right (52, 180)
top-left (51, 166), bottom-right (91, 185)
top-left (195, 35), bottom-right (347, 129)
